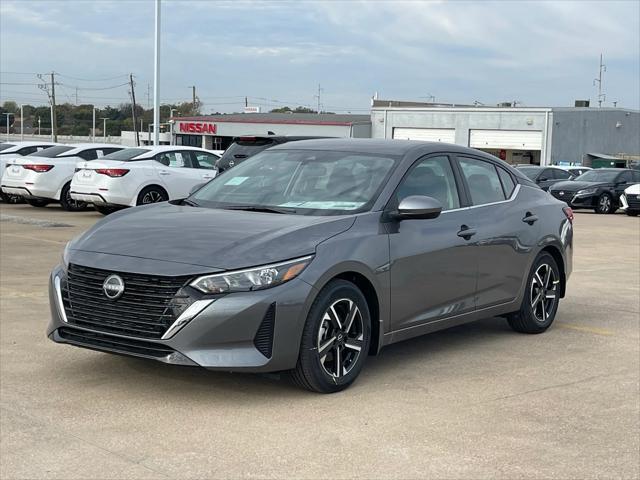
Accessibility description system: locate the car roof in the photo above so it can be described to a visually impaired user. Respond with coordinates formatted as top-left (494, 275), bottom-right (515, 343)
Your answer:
top-left (60, 143), bottom-right (122, 155)
top-left (1, 141), bottom-right (60, 151)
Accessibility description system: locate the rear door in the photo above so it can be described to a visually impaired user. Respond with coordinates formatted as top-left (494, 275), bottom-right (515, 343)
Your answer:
top-left (388, 154), bottom-right (478, 332)
top-left (613, 171), bottom-right (636, 200)
top-left (153, 150), bottom-right (207, 198)
top-left (456, 155), bottom-right (538, 308)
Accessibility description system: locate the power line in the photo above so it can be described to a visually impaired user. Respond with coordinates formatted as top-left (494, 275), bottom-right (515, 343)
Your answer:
top-left (57, 82), bottom-right (130, 91)
top-left (55, 73), bottom-right (130, 82)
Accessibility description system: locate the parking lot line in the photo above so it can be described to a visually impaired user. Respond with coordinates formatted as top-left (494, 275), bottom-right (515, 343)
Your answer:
top-left (556, 322), bottom-right (615, 336)
top-left (2, 233), bottom-right (67, 245)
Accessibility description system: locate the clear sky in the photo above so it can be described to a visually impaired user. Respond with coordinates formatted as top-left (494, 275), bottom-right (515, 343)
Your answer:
top-left (1, 0), bottom-right (638, 112)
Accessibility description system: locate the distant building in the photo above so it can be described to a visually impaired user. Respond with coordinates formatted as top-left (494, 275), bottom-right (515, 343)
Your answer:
top-left (371, 100), bottom-right (640, 166)
top-left (169, 113), bottom-right (372, 150)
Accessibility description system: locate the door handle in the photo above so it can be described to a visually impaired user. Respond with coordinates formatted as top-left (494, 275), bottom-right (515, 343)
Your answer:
top-left (202, 175), bottom-right (213, 180)
top-left (159, 170), bottom-right (170, 176)
top-left (522, 212), bottom-right (538, 225)
top-left (457, 225), bottom-right (476, 240)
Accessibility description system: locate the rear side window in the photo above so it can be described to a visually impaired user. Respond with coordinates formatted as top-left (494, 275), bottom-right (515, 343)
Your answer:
top-left (618, 171), bottom-right (633, 183)
top-left (78, 149), bottom-right (98, 160)
top-left (18, 146), bottom-right (38, 156)
top-left (103, 148), bottom-right (151, 161)
top-left (155, 151), bottom-right (195, 168)
top-left (633, 170), bottom-right (640, 182)
top-left (552, 169), bottom-right (572, 179)
top-left (102, 148), bottom-right (122, 156)
top-left (459, 157), bottom-right (506, 205)
top-left (497, 167), bottom-right (516, 197)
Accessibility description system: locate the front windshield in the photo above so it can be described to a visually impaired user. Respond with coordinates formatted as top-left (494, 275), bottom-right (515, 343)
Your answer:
top-left (517, 166), bottom-right (541, 180)
top-left (0, 143), bottom-right (16, 152)
top-left (575, 170), bottom-right (619, 182)
top-left (102, 148), bottom-right (151, 161)
top-left (27, 146), bottom-right (73, 157)
top-left (192, 149), bottom-right (399, 215)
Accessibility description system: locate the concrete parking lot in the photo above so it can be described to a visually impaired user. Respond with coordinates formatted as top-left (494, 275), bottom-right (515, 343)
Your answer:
top-left (0, 202), bottom-right (638, 479)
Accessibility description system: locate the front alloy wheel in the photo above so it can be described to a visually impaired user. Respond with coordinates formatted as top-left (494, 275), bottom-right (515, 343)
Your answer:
top-left (595, 193), bottom-right (613, 214)
top-left (317, 299), bottom-right (365, 379)
top-left (291, 279), bottom-right (371, 393)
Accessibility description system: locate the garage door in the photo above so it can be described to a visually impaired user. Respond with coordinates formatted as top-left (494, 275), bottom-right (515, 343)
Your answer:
top-left (469, 129), bottom-right (542, 150)
top-left (393, 128), bottom-right (456, 143)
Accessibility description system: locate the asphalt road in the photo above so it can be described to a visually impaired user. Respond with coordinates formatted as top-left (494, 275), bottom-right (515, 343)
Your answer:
top-left (1, 203), bottom-right (638, 479)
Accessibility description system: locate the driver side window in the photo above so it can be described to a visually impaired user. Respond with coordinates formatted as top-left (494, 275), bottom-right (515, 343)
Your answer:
top-left (395, 155), bottom-right (460, 211)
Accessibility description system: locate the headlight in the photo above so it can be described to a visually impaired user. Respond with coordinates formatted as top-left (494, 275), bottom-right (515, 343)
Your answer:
top-left (190, 255), bottom-right (313, 294)
top-left (62, 241), bottom-right (72, 268)
top-left (576, 188), bottom-right (597, 196)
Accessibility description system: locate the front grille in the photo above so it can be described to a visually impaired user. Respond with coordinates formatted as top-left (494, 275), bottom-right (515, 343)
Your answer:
top-left (551, 191), bottom-right (570, 201)
top-left (627, 195), bottom-right (640, 209)
top-left (253, 303), bottom-right (276, 358)
top-left (62, 263), bottom-right (192, 339)
top-left (58, 327), bottom-right (175, 358)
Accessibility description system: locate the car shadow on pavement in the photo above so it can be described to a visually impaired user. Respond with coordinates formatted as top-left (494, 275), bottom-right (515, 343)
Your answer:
top-left (52, 316), bottom-right (516, 399)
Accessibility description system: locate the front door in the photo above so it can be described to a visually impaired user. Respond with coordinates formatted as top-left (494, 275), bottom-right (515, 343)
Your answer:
top-left (388, 154), bottom-right (478, 332)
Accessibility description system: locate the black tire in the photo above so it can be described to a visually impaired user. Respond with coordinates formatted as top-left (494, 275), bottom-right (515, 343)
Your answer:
top-left (59, 182), bottom-right (88, 212)
top-left (290, 279), bottom-right (371, 393)
top-left (136, 186), bottom-right (168, 206)
top-left (507, 252), bottom-right (561, 334)
top-left (94, 205), bottom-right (120, 216)
top-left (26, 199), bottom-right (50, 208)
top-left (626, 210), bottom-right (639, 217)
top-left (0, 192), bottom-right (24, 204)
top-left (595, 193), bottom-right (614, 214)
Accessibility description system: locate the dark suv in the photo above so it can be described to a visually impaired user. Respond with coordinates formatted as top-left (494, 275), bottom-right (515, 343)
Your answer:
top-left (215, 136), bottom-right (328, 173)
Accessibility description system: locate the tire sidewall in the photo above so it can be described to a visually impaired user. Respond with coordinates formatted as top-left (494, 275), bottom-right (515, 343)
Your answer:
top-left (522, 253), bottom-right (560, 330)
top-left (137, 186), bottom-right (168, 206)
top-left (596, 193), bottom-right (613, 214)
top-left (298, 280), bottom-right (371, 392)
top-left (60, 182), bottom-right (86, 211)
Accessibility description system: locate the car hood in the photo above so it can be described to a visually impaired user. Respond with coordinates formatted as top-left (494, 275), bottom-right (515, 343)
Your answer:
top-left (69, 202), bottom-right (356, 271)
top-left (550, 180), bottom-right (609, 192)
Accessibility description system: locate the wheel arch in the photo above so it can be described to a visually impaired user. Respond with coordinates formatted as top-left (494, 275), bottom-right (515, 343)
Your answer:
top-left (539, 244), bottom-right (567, 298)
top-left (308, 266), bottom-right (383, 356)
top-left (134, 183), bottom-right (169, 205)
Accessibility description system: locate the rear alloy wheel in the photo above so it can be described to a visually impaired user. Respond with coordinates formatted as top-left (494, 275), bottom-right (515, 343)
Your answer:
top-left (507, 253), bottom-right (561, 334)
top-left (26, 199), bottom-right (50, 208)
top-left (291, 279), bottom-right (371, 393)
top-left (595, 193), bottom-right (614, 214)
top-left (59, 183), bottom-right (87, 212)
top-left (136, 186), bottom-right (168, 206)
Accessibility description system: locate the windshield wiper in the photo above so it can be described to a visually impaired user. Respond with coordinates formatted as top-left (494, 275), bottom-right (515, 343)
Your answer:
top-left (224, 205), bottom-right (296, 214)
top-left (182, 199), bottom-right (200, 207)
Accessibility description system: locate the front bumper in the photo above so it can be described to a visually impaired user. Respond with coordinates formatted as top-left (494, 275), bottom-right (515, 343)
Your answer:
top-left (47, 264), bottom-right (316, 372)
top-left (550, 190), bottom-right (595, 209)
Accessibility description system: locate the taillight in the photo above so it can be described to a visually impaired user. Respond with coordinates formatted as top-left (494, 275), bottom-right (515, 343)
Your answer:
top-left (563, 206), bottom-right (574, 224)
top-left (23, 164), bottom-right (54, 173)
top-left (95, 168), bottom-right (129, 177)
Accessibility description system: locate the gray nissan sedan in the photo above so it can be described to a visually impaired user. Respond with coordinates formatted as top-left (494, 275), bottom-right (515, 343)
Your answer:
top-left (48, 139), bottom-right (573, 393)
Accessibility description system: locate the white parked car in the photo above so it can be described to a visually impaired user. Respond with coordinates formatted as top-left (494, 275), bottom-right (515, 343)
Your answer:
top-left (620, 182), bottom-right (640, 217)
top-left (1, 144), bottom-right (123, 211)
top-left (0, 141), bottom-right (60, 202)
top-left (70, 146), bottom-right (220, 214)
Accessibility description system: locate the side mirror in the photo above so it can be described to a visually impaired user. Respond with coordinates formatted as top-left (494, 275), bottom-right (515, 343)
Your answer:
top-left (392, 195), bottom-right (443, 220)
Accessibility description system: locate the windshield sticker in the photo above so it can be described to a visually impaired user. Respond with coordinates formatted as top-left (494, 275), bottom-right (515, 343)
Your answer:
top-left (278, 201), bottom-right (364, 210)
top-left (224, 176), bottom-right (249, 186)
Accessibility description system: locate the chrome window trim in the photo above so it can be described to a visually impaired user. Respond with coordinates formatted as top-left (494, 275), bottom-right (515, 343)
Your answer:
top-left (440, 184), bottom-right (521, 214)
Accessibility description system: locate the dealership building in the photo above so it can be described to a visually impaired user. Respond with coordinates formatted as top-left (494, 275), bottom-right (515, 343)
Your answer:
top-left (170, 113), bottom-right (371, 150)
top-left (371, 100), bottom-right (640, 166)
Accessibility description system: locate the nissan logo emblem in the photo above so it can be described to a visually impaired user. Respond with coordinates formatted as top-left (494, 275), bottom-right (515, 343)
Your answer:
top-left (103, 274), bottom-right (125, 300)
top-left (559, 191), bottom-right (565, 196)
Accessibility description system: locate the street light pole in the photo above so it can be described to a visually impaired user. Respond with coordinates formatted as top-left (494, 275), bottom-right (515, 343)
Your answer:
top-left (20, 104), bottom-right (24, 141)
top-left (101, 117), bottom-right (109, 141)
top-left (153, 0), bottom-right (161, 146)
top-left (38, 117), bottom-right (41, 136)
top-left (92, 107), bottom-right (96, 142)
top-left (4, 113), bottom-right (14, 142)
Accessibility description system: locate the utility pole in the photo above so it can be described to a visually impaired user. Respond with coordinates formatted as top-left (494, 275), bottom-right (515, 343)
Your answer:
top-left (594, 53), bottom-right (606, 108)
top-left (92, 107), bottom-right (97, 142)
top-left (20, 104), bottom-right (24, 141)
top-left (101, 117), bottom-right (109, 140)
top-left (189, 85), bottom-right (197, 113)
top-left (314, 83), bottom-right (323, 114)
top-left (38, 117), bottom-right (41, 136)
top-left (50, 72), bottom-right (57, 142)
top-left (129, 73), bottom-right (140, 146)
top-left (153, 0), bottom-right (161, 146)
top-left (75, 87), bottom-right (78, 105)
top-left (4, 113), bottom-right (14, 142)
top-left (147, 83), bottom-right (151, 109)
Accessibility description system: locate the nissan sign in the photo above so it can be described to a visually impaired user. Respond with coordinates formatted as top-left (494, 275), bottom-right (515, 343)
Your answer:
top-left (178, 122), bottom-right (217, 134)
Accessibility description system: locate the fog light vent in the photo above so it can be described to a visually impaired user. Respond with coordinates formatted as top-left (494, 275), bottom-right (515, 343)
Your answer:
top-left (253, 303), bottom-right (276, 358)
